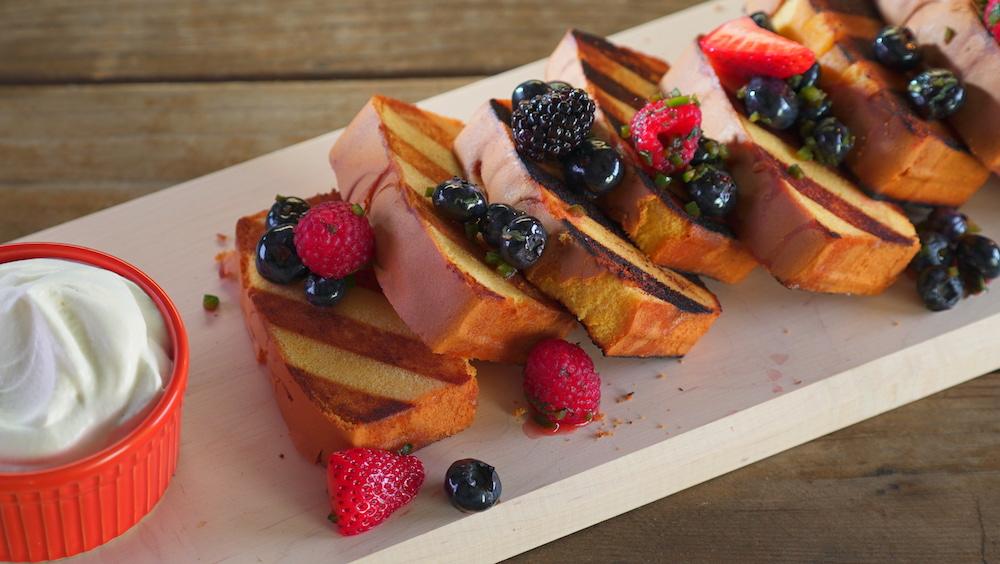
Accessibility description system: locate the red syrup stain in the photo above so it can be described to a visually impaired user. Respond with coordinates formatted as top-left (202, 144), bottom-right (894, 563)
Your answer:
top-left (522, 416), bottom-right (591, 438)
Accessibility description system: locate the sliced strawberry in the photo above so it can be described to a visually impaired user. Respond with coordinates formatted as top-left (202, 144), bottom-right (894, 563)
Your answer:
top-left (986, 0), bottom-right (1000, 43)
top-left (699, 17), bottom-right (816, 81)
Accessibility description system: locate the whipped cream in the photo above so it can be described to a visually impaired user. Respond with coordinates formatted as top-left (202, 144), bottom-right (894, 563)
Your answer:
top-left (0, 258), bottom-right (171, 471)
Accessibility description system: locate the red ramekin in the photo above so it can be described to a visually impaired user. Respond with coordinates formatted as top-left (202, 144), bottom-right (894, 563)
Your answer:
top-left (0, 243), bottom-right (190, 561)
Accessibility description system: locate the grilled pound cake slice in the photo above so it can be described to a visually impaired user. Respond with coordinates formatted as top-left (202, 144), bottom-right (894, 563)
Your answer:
top-left (455, 99), bottom-right (721, 357)
top-left (663, 41), bottom-right (919, 294)
top-left (330, 96), bottom-right (575, 364)
top-left (769, 0), bottom-right (990, 206)
top-left (545, 29), bottom-right (758, 284)
top-left (879, 0), bottom-right (1000, 174)
top-left (230, 194), bottom-right (477, 462)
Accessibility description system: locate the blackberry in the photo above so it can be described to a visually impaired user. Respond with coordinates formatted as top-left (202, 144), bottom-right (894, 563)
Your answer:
top-left (511, 87), bottom-right (596, 161)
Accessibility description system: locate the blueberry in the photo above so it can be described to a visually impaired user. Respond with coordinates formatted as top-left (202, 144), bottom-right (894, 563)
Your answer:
top-left (956, 234), bottom-right (1000, 279)
top-left (500, 215), bottom-right (547, 269)
top-left (686, 164), bottom-right (737, 217)
top-left (482, 203), bottom-right (524, 248)
top-left (741, 76), bottom-right (800, 130)
top-left (266, 196), bottom-right (310, 229)
top-left (807, 117), bottom-right (855, 166)
top-left (797, 85), bottom-right (832, 122)
top-left (924, 207), bottom-right (968, 241)
top-left (255, 224), bottom-right (308, 284)
top-left (873, 26), bottom-right (922, 71)
top-left (304, 274), bottom-right (347, 307)
top-left (787, 63), bottom-right (821, 92)
top-left (547, 80), bottom-right (573, 91)
top-left (432, 177), bottom-right (488, 222)
top-left (749, 11), bottom-right (774, 31)
top-left (444, 459), bottom-right (502, 513)
top-left (563, 138), bottom-right (625, 198)
top-left (690, 136), bottom-right (729, 166)
top-left (910, 231), bottom-right (954, 273)
top-left (512, 79), bottom-right (551, 108)
top-left (908, 69), bottom-right (966, 120)
top-left (916, 266), bottom-right (964, 311)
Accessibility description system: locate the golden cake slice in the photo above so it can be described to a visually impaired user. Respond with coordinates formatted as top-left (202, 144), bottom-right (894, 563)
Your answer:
top-left (662, 41), bottom-right (919, 294)
top-left (330, 95), bottom-right (575, 364)
top-left (454, 99), bottom-right (721, 357)
top-left (877, 0), bottom-right (1000, 175)
top-left (545, 29), bottom-right (758, 284)
top-left (770, 0), bottom-right (990, 206)
top-left (227, 194), bottom-right (478, 462)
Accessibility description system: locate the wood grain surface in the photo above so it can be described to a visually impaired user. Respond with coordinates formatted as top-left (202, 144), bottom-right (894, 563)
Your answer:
top-left (1, 1), bottom-right (998, 562)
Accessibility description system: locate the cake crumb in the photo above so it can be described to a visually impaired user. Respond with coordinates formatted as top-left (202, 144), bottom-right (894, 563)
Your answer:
top-left (793, 379), bottom-right (803, 385)
top-left (638, 415), bottom-right (645, 420)
top-left (677, 387), bottom-right (684, 392)
top-left (892, 320), bottom-right (900, 327)
top-left (593, 412), bottom-right (606, 422)
top-left (677, 358), bottom-right (684, 365)
top-left (279, 453), bottom-right (285, 459)
top-left (617, 392), bottom-right (635, 403)
top-left (197, 520), bottom-right (208, 528)
top-left (512, 406), bottom-right (527, 418)
top-left (783, 328), bottom-right (790, 335)
top-left (595, 430), bottom-right (613, 439)
top-left (656, 373), bottom-right (667, 380)
top-left (216, 233), bottom-right (228, 244)
top-left (656, 424), bottom-right (665, 429)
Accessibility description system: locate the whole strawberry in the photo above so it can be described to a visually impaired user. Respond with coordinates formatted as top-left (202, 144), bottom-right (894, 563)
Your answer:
top-left (629, 96), bottom-right (703, 176)
top-left (523, 338), bottom-right (601, 427)
top-left (327, 448), bottom-right (425, 536)
top-left (294, 201), bottom-right (375, 279)
top-left (986, 0), bottom-right (1000, 43)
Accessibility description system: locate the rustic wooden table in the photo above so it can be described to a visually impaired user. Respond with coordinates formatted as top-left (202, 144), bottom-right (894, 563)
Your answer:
top-left (2, 1), bottom-right (998, 561)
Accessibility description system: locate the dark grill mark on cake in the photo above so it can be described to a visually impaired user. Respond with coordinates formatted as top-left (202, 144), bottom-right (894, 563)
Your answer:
top-left (254, 290), bottom-right (472, 386)
top-left (562, 220), bottom-right (713, 314)
top-left (287, 366), bottom-right (414, 424)
top-left (519, 156), bottom-right (628, 239)
top-left (812, 0), bottom-right (878, 18)
top-left (764, 154), bottom-right (914, 245)
top-left (572, 29), bottom-right (667, 83)
top-left (580, 60), bottom-right (648, 111)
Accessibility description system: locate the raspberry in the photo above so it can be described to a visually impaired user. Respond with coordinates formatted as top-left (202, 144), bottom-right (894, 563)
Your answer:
top-left (327, 448), bottom-right (425, 536)
top-left (523, 339), bottom-right (601, 427)
top-left (293, 201), bottom-right (374, 279)
top-left (511, 87), bottom-right (596, 161)
top-left (629, 96), bottom-right (703, 176)
top-left (986, 0), bottom-right (1000, 43)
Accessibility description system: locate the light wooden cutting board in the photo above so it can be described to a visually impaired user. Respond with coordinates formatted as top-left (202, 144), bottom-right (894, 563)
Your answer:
top-left (17, 1), bottom-right (1000, 561)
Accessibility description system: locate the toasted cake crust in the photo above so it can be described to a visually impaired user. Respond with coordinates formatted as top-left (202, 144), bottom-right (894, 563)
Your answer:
top-left (771, 0), bottom-right (990, 206)
top-left (545, 29), bottom-right (758, 284)
top-left (229, 196), bottom-right (477, 462)
top-left (331, 96), bottom-right (575, 363)
top-left (454, 98), bottom-right (721, 357)
top-left (663, 41), bottom-right (919, 295)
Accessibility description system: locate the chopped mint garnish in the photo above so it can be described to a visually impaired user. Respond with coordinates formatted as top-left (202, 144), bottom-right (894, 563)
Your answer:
top-left (638, 150), bottom-right (654, 166)
top-left (682, 168), bottom-right (697, 183)
top-left (796, 146), bottom-right (815, 161)
top-left (669, 153), bottom-right (684, 167)
top-left (202, 294), bottom-right (220, 311)
top-left (398, 443), bottom-right (414, 456)
top-left (496, 262), bottom-right (517, 279)
top-left (351, 203), bottom-right (365, 216)
top-left (944, 27), bottom-right (956, 44)
top-left (464, 221), bottom-right (480, 240)
top-left (619, 124), bottom-right (631, 138)
top-left (655, 174), bottom-right (672, 188)
top-left (787, 164), bottom-right (805, 179)
top-left (484, 250), bottom-right (502, 266)
top-left (665, 95), bottom-right (692, 107)
top-left (425, 187), bottom-right (435, 197)
top-left (684, 201), bottom-right (702, 218)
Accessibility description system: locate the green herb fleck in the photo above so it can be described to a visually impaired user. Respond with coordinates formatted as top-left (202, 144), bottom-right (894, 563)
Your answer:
top-left (669, 153), bottom-right (684, 167)
top-left (990, 3), bottom-right (1000, 26)
top-left (351, 203), bottom-right (365, 216)
top-left (948, 265), bottom-right (961, 278)
top-left (484, 250), bottom-right (503, 266)
top-left (398, 443), bottom-right (413, 456)
top-left (655, 174), bottom-right (672, 188)
top-left (684, 201), bottom-right (702, 218)
top-left (649, 92), bottom-right (664, 102)
top-left (796, 145), bottom-right (815, 161)
top-left (682, 168), bottom-right (697, 183)
top-left (944, 27), bottom-right (956, 44)
top-left (496, 262), bottom-right (517, 279)
top-left (638, 150), bottom-right (654, 166)
top-left (202, 294), bottom-right (220, 312)
top-left (425, 186), bottom-right (435, 197)
top-left (665, 95), bottom-right (692, 107)
top-left (464, 220), bottom-right (480, 240)
top-left (749, 111), bottom-right (762, 123)
top-left (787, 164), bottom-right (805, 179)
top-left (800, 85), bottom-right (826, 104)
top-left (619, 124), bottom-right (631, 138)
top-left (328, 513), bottom-right (337, 524)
